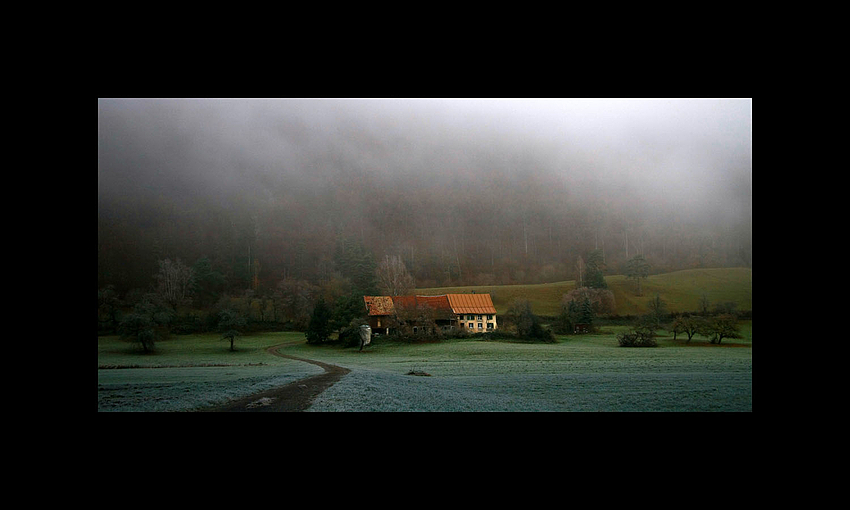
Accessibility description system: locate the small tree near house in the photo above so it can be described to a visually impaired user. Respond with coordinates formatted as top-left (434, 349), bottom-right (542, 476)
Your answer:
top-left (305, 297), bottom-right (333, 344)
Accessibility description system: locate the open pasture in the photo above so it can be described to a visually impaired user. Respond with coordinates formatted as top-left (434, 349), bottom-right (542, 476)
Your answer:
top-left (98, 323), bottom-right (751, 412)
top-left (97, 332), bottom-right (323, 412)
top-left (297, 326), bottom-right (752, 412)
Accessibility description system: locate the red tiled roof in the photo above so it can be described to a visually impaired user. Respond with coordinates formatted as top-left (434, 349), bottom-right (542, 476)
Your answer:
top-left (393, 295), bottom-right (454, 318)
top-left (365, 293), bottom-right (496, 316)
top-left (446, 294), bottom-right (496, 314)
top-left (364, 296), bottom-right (395, 316)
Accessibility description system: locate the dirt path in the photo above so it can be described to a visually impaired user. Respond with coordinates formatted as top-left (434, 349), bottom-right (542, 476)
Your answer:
top-left (200, 344), bottom-right (350, 412)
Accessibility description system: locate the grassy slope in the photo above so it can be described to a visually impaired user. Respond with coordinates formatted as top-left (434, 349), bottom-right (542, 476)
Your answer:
top-left (417, 267), bottom-right (751, 316)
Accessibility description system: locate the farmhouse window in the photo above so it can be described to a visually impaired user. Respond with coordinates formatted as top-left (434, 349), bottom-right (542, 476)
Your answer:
top-left (487, 323), bottom-right (494, 329)
top-left (468, 315), bottom-right (475, 320)
top-left (478, 315), bottom-right (483, 320)
top-left (487, 315), bottom-right (493, 320)
top-left (478, 323), bottom-right (483, 329)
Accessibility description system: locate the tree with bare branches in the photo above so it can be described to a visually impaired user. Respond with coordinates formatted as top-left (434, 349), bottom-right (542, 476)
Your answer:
top-left (671, 315), bottom-right (705, 342)
top-left (376, 254), bottom-right (415, 296)
top-left (155, 258), bottom-right (195, 311)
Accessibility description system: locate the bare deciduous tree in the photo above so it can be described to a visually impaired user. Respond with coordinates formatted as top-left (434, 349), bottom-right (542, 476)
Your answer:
top-left (389, 302), bottom-right (439, 337)
top-left (275, 277), bottom-right (317, 329)
top-left (376, 255), bottom-right (415, 296)
top-left (155, 258), bottom-right (195, 311)
top-left (671, 315), bottom-right (705, 342)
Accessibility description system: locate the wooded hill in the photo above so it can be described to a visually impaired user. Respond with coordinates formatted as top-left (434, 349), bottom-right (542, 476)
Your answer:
top-left (98, 99), bottom-right (752, 297)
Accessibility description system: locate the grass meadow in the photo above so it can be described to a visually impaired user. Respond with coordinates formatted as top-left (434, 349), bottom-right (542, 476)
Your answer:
top-left (299, 323), bottom-right (752, 412)
top-left (98, 321), bottom-right (752, 412)
top-left (98, 268), bottom-right (752, 412)
top-left (97, 332), bottom-right (324, 412)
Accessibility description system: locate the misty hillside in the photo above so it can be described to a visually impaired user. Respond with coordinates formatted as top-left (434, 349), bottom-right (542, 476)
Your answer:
top-left (98, 99), bottom-right (752, 295)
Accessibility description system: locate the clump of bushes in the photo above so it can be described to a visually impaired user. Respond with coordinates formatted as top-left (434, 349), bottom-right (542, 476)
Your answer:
top-left (617, 314), bottom-right (659, 347)
top-left (553, 287), bottom-right (615, 335)
top-left (117, 293), bottom-right (174, 353)
top-left (501, 299), bottom-right (555, 343)
top-left (337, 323), bottom-right (363, 348)
top-left (616, 329), bottom-right (657, 347)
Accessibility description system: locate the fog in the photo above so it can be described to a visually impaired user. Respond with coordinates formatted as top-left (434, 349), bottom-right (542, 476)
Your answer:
top-left (98, 98), bottom-right (752, 292)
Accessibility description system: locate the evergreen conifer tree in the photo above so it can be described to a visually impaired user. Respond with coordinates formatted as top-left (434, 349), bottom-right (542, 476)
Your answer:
top-left (305, 297), bottom-right (333, 344)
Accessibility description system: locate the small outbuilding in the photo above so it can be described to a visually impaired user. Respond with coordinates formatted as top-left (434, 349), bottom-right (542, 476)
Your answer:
top-left (573, 323), bottom-right (591, 334)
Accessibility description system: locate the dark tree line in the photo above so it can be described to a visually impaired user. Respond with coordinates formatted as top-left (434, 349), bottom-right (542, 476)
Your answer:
top-left (99, 236), bottom-right (380, 352)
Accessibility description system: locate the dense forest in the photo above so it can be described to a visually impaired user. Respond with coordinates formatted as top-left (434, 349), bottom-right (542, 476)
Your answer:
top-left (98, 99), bottom-right (752, 300)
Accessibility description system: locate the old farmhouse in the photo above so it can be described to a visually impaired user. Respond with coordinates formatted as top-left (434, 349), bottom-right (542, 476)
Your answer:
top-left (363, 293), bottom-right (497, 335)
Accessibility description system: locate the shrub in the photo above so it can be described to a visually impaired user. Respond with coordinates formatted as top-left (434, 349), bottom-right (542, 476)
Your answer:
top-left (337, 325), bottom-right (361, 347)
top-left (504, 299), bottom-right (555, 342)
top-left (117, 295), bottom-right (173, 353)
top-left (337, 317), bottom-right (374, 348)
top-left (553, 305), bottom-right (573, 335)
top-left (616, 329), bottom-right (657, 347)
top-left (634, 314), bottom-right (660, 338)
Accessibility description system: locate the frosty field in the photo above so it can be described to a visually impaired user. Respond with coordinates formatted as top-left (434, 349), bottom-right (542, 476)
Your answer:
top-left (98, 325), bottom-right (752, 412)
top-left (97, 332), bottom-right (324, 412)
top-left (302, 331), bottom-right (752, 412)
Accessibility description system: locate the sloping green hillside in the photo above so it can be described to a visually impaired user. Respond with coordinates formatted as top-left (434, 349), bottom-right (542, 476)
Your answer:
top-left (416, 267), bottom-right (752, 316)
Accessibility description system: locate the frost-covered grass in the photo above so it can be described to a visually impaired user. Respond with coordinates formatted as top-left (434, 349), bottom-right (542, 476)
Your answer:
top-left (97, 332), bottom-right (322, 412)
top-left (98, 325), bottom-right (752, 412)
top-left (305, 333), bottom-right (752, 412)
top-left (291, 324), bottom-right (752, 412)
top-left (97, 364), bottom-right (322, 412)
top-left (307, 367), bottom-right (751, 412)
